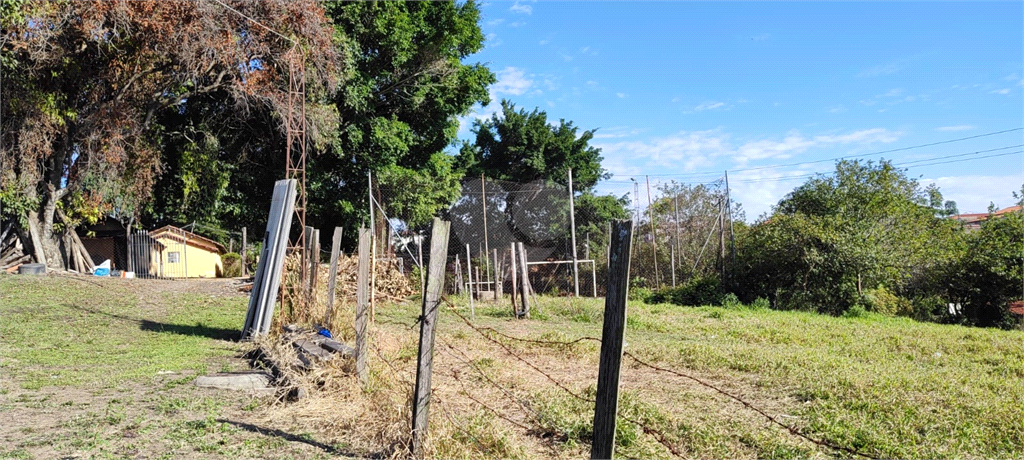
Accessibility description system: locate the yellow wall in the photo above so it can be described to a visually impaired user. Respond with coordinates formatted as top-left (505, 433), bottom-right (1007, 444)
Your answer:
top-left (153, 236), bottom-right (223, 278)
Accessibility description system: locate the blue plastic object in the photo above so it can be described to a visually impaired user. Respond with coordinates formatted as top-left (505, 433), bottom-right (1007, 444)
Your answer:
top-left (317, 327), bottom-right (332, 339)
top-left (94, 267), bottom-right (110, 276)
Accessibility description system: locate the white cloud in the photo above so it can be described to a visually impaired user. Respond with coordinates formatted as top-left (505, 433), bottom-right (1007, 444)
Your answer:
top-left (616, 92), bottom-right (627, 99)
top-left (991, 88), bottom-right (1011, 95)
top-left (594, 130), bottom-right (729, 172)
top-left (814, 128), bottom-right (899, 144)
top-left (694, 101), bottom-right (726, 111)
top-left (486, 18), bottom-right (504, 26)
top-left (580, 46), bottom-right (590, 53)
top-left (734, 128), bottom-right (899, 164)
top-left (492, 67), bottom-right (534, 96)
top-left (510, 21), bottom-right (525, 27)
top-left (935, 125), bottom-right (974, 132)
top-left (509, 2), bottom-right (532, 14)
top-left (857, 63), bottom-right (900, 78)
top-left (592, 126), bottom-right (645, 139)
top-left (538, 39), bottom-right (549, 45)
top-left (829, 105), bottom-right (847, 113)
top-left (728, 169), bottom-right (823, 219)
top-left (546, 100), bottom-right (555, 108)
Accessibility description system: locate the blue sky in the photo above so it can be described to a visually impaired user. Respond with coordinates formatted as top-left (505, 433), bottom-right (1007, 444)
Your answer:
top-left (456, 1), bottom-right (1023, 220)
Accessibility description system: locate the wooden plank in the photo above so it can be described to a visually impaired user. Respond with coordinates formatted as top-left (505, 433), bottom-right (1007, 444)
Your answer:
top-left (293, 338), bottom-right (334, 362)
top-left (411, 218), bottom-right (451, 458)
top-left (591, 219), bottom-right (634, 460)
top-left (516, 242), bottom-right (530, 318)
top-left (325, 227), bottom-right (343, 327)
top-left (319, 338), bottom-right (355, 358)
top-left (355, 227), bottom-right (371, 387)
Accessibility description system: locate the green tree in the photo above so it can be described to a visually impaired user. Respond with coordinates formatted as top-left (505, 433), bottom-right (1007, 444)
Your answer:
top-left (452, 100), bottom-right (626, 266)
top-left (738, 160), bottom-right (963, 314)
top-left (309, 0), bottom-right (495, 247)
top-left (458, 100), bottom-right (607, 189)
top-left (1, 0), bottom-right (339, 268)
top-left (947, 210), bottom-right (1023, 328)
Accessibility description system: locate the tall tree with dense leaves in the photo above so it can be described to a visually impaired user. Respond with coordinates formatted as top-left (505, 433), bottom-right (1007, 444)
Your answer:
top-left (1, 0), bottom-right (339, 268)
top-left (453, 99), bottom-right (624, 261)
top-left (296, 0), bottom-right (495, 247)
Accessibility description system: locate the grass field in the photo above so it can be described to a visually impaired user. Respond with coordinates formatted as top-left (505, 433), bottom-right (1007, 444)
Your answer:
top-left (1, 274), bottom-right (1021, 459)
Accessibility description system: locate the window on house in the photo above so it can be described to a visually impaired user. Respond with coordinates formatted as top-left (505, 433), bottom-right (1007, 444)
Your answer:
top-left (168, 252), bottom-right (180, 263)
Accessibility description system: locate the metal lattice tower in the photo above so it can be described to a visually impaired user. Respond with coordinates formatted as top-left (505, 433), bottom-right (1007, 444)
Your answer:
top-left (285, 45), bottom-right (309, 308)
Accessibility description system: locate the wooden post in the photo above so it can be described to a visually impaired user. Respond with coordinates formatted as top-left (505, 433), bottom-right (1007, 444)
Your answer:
top-left (480, 174), bottom-right (490, 287)
top-left (569, 168), bottom-right (580, 297)
top-left (516, 242), bottom-right (530, 318)
top-left (411, 218), bottom-right (451, 458)
top-left (455, 255), bottom-right (463, 295)
top-left (509, 244), bottom-right (518, 315)
top-left (241, 227), bottom-right (248, 277)
top-left (368, 171), bottom-right (376, 323)
top-left (418, 233), bottom-right (426, 296)
top-left (494, 248), bottom-right (502, 300)
top-left (355, 227), bottom-right (370, 388)
top-left (325, 227), bottom-right (343, 327)
top-left (591, 219), bottom-right (634, 460)
top-left (466, 244), bottom-right (475, 319)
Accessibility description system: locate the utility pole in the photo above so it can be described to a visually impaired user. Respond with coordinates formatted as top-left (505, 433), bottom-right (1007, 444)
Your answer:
top-left (725, 170), bottom-right (736, 284)
top-left (646, 175), bottom-right (660, 289)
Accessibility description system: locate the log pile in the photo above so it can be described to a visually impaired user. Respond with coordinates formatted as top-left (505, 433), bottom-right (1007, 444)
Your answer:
top-left (1, 221), bottom-right (29, 273)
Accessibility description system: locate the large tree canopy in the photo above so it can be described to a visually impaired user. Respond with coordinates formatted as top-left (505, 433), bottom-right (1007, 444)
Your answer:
top-left (737, 160), bottom-right (963, 314)
top-left (139, 1), bottom-right (496, 249)
top-left (458, 99), bottom-right (608, 190)
top-left (1, 0), bottom-right (339, 268)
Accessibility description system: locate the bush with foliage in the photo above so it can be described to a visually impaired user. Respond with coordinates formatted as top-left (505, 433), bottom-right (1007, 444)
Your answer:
top-left (646, 276), bottom-right (723, 306)
top-left (221, 252), bottom-right (241, 278)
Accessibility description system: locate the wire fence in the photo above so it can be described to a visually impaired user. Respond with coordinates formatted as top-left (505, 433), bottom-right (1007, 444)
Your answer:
top-left (372, 172), bottom-right (740, 298)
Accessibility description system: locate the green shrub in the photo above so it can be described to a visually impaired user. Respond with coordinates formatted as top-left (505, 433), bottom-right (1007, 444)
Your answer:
top-left (749, 297), bottom-right (771, 310)
top-left (629, 286), bottom-right (653, 302)
top-left (647, 276), bottom-right (723, 307)
top-left (721, 292), bottom-right (742, 308)
top-left (842, 304), bottom-right (868, 318)
top-left (221, 252), bottom-right (241, 278)
top-left (863, 287), bottom-right (913, 316)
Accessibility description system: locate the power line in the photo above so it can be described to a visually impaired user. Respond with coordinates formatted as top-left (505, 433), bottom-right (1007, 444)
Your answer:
top-left (733, 148), bottom-right (1023, 184)
top-left (603, 127), bottom-right (1023, 180)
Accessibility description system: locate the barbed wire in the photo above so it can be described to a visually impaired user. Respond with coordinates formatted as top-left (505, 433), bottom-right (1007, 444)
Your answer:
top-left (438, 297), bottom-right (880, 459)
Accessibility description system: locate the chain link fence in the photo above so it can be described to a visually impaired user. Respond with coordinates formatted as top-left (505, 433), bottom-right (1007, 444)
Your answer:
top-left (371, 172), bottom-right (739, 298)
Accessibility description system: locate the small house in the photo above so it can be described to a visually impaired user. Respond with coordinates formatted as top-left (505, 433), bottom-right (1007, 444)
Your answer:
top-left (148, 225), bottom-right (226, 278)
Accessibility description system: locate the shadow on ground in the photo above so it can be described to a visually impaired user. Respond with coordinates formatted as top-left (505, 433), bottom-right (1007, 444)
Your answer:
top-left (66, 303), bottom-right (239, 341)
top-left (217, 419), bottom-right (375, 458)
